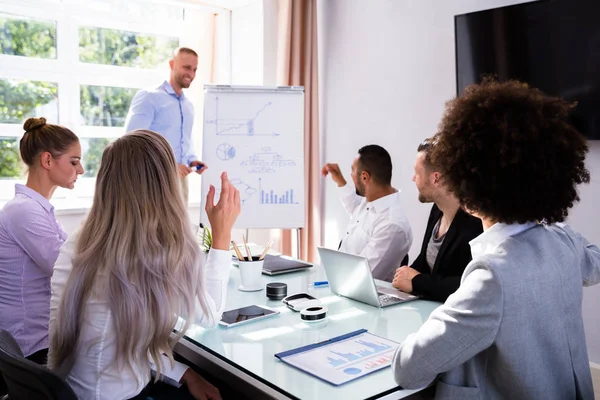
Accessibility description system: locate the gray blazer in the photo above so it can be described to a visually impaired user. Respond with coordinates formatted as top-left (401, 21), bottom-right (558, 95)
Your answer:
top-left (393, 223), bottom-right (600, 399)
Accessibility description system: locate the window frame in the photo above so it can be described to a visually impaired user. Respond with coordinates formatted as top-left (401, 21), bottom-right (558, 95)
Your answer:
top-left (0, 0), bottom-right (231, 206)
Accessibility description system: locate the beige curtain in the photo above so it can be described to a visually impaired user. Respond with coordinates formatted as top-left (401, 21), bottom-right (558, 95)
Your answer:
top-left (277, 0), bottom-right (320, 262)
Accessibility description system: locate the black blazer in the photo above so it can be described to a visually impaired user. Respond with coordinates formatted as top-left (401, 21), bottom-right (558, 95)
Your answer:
top-left (410, 204), bottom-right (483, 302)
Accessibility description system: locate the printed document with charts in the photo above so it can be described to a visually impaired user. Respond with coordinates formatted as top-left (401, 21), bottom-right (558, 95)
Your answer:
top-left (274, 329), bottom-right (400, 385)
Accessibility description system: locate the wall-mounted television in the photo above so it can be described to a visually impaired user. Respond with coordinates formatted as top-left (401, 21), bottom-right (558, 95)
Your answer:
top-left (455, 0), bottom-right (600, 140)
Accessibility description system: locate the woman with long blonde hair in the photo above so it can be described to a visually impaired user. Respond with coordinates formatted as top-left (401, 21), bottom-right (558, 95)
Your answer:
top-left (49, 130), bottom-right (239, 400)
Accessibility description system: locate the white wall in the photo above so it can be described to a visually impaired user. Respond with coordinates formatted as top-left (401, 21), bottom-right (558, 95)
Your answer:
top-left (231, 1), bottom-right (264, 85)
top-left (317, 0), bottom-right (599, 363)
top-left (262, 0), bottom-right (279, 86)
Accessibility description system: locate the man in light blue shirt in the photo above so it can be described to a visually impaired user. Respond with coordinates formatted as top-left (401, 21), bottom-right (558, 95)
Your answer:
top-left (125, 47), bottom-right (207, 201)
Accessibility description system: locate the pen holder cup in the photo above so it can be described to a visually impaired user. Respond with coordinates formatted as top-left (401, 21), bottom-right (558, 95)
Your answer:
top-left (238, 258), bottom-right (264, 289)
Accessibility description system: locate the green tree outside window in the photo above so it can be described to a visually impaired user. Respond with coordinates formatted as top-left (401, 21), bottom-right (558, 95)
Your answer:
top-left (82, 138), bottom-right (112, 177)
top-left (0, 13), bottom-right (56, 58)
top-left (79, 27), bottom-right (178, 68)
top-left (0, 80), bottom-right (58, 178)
top-left (0, 80), bottom-right (58, 124)
top-left (0, 138), bottom-right (21, 178)
top-left (80, 85), bottom-right (137, 127)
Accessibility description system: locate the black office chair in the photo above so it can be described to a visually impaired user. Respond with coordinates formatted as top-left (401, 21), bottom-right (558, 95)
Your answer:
top-left (0, 330), bottom-right (77, 400)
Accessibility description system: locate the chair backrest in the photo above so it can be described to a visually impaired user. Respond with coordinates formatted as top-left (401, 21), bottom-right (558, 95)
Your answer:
top-left (0, 330), bottom-right (77, 400)
top-left (401, 254), bottom-right (409, 267)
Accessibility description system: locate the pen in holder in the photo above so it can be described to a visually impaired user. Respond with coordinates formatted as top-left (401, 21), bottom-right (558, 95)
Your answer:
top-left (231, 240), bottom-right (245, 261)
top-left (258, 240), bottom-right (273, 261)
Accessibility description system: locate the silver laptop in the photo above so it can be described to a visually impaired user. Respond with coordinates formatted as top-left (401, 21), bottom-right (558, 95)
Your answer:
top-left (317, 247), bottom-right (419, 308)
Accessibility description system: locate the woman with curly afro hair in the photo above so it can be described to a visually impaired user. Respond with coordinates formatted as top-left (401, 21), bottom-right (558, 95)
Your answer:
top-left (392, 79), bottom-right (600, 399)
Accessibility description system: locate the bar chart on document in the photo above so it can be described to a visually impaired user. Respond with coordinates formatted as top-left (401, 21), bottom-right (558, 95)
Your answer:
top-left (201, 86), bottom-right (305, 229)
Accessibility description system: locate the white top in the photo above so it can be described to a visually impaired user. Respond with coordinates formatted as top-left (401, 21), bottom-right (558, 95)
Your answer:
top-left (49, 233), bottom-right (231, 400)
top-left (338, 184), bottom-right (412, 281)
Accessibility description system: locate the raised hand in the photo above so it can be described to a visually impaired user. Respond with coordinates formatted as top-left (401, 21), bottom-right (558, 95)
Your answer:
top-left (321, 163), bottom-right (347, 187)
top-left (205, 172), bottom-right (241, 250)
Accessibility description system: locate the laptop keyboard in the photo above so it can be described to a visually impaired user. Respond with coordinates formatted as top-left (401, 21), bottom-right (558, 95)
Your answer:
top-left (378, 293), bottom-right (403, 305)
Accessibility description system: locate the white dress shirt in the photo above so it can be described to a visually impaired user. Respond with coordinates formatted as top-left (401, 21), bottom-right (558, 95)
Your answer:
top-left (49, 233), bottom-right (231, 400)
top-left (338, 184), bottom-right (412, 281)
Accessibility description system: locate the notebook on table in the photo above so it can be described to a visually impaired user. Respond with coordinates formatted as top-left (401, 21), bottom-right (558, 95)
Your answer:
top-left (261, 254), bottom-right (313, 275)
top-left (232, 253), bottom-right (313, 275)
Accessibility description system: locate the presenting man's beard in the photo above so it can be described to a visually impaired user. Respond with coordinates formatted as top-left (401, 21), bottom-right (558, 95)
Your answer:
top-left (177, 75), bottom-right (192, 89)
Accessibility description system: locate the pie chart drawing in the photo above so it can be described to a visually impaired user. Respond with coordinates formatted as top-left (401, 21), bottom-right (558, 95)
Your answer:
top-left (343, 367), bottom-right (362, 375)
top-left (216, 143), bottom-right (236, 161)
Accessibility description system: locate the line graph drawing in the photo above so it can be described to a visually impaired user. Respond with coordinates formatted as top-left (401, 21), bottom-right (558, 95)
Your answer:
top-left (229, 178), bottom-right (257, 205)
top-left (216, 143), bottom-right (236, 161)
top-left (240, 147), bottom-right (296, 174)
top-left (205, 97), bottom-right (280, 137)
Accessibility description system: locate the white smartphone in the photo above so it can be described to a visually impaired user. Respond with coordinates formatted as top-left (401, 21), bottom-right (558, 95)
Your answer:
top-left (218, 305), bottom-right (280, 328)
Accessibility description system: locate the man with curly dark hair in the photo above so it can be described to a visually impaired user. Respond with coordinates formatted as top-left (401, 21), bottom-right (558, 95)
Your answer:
top-left (392, 79), bottom-right (600, 399)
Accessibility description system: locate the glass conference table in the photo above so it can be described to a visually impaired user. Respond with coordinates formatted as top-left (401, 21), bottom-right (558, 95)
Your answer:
top-left (176, 263), bottom-right (440, 400)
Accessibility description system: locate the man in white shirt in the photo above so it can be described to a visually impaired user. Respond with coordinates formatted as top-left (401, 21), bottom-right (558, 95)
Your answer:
top-left (322, 145), bottom-right (412, 282)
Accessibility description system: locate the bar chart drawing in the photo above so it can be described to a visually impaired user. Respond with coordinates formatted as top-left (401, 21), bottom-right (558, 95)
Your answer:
top-left (206, 97), bottom-right (280, 137)
top-left (258, 178), bottom-right (298, 205)
top-left (326, 340), bottom-right (392, 367)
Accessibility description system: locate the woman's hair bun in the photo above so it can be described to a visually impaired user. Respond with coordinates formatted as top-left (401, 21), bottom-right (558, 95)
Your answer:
top-left (23, 117), bottom-right (47, 133)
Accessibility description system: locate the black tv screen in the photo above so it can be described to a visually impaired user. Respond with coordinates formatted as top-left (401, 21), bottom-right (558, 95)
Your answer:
top-left (455, 0), bottom-right (600, 139)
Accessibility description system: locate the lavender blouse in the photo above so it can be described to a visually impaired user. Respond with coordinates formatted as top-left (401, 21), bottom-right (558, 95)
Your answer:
top-left (0, 184), bottom-right (67, 356)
